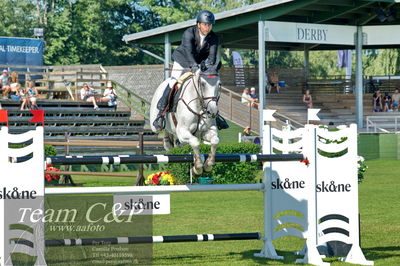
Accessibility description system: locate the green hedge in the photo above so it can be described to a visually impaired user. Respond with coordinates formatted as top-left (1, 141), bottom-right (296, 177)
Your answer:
top-left (45, 145), bottom-right (57, 156)
top-left (165, 143), bottom-right (261, 184)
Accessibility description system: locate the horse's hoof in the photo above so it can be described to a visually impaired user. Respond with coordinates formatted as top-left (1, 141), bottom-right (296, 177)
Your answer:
top-left (191, 166), bottom-right (203, 177)
top-left (203, 166), bottom-right (212, 173)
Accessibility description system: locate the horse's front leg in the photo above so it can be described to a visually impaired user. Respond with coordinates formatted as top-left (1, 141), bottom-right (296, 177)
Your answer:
top-left (176, 126), bottom-right (203, 176)
top-left (203, 125), bottom-right (219, 173)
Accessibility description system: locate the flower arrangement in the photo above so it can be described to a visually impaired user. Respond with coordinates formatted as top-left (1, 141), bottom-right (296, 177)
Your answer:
top-left (357, 156), bottom-right (367, 183)
top-left (45, 164), bottom-right (61, 183)
top-left (145, 171), bottom-right (175, 185)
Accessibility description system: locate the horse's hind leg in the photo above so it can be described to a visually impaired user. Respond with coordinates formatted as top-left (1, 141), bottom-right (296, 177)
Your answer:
top-left (202, 126), bottom-right (219, 173)
top-left (176, 127), bottom-right (203, 176)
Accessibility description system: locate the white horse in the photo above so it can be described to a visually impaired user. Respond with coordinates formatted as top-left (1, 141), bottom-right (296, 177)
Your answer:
top-left (150, 66), bottom-right (220, 176)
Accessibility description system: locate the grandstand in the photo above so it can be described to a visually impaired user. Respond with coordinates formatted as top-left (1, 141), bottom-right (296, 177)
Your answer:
top-left (1, 63), bottom-right (399, 146)
top-left (0, 64), bottom-right (161, 154)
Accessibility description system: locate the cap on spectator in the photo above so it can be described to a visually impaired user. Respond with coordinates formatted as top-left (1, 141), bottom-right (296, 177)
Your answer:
top-left (250, 87), bottom-right (256, 91)
top-left (106, 81), bottom-right (112, 88)
top-left (2, 69), bottom-right (8, 73)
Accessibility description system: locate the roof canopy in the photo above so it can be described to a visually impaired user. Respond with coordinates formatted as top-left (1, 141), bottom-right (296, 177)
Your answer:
top-left (123, 0), bottom-right (400, 50)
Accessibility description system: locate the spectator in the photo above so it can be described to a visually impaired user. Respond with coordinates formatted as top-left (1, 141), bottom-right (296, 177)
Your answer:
top-left (391, 89), bottom-right (400, 111)
top-left (383, 92), bottom-right (392, 112)
top-left (249, 87), bottom-right (259, 102)
top-left (26, 81), bottom-right (39, 110)
top-left (80, 83), bottom-right (99, 110)
top-left (0, 69), bottom-right (10, 99)
top-left (268, 72), bottom-right (280, 93)
top-left (19, 87), bottom-right (29, 110)
top-left (303, 89), bottom-right (313, 108)
top-left (241, 88), bottom-right (257, 108)
top-left (241, 88), bottom-right (251, 105)
top-left (373, 90), bottom-right (382, 112)
top-left (8, 72), bottom-right (22, 101)
top-left (243, 126), bottom-right (251, 136)
top-left (99, 81), bottom-right (118, 107)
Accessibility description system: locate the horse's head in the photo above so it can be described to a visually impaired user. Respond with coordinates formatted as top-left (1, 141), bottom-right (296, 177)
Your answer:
top-left (196, 64), bottom-right (221, 119)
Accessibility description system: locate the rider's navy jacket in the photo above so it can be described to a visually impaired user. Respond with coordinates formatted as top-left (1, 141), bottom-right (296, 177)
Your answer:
top-left (172, 26), bottom-right (219, 68)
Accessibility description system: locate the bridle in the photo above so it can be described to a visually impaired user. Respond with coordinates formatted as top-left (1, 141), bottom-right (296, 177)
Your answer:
top-left (177, 71), bottom-right (220, 133)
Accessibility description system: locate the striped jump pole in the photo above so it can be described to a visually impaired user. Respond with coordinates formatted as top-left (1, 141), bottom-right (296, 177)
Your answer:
top-left (14, 233), bottom-right (261, 247)
top-left (42, 153), bottom-right (305, 165)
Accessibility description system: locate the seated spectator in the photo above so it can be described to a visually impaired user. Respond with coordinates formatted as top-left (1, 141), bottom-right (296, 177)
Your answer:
top-left (303, 89), bottom-right (313, 108)
top-left (80, 83), bottom-right (99, 110)
top-left (373, 90), bottom-right (382, 112)
top-left (249, 87), bottom-right (259, 102)
top-left (268, 72), bottom-right (280, 93)
top-left (19, 88), bottom-right (29, 110)
top-left (8, 72), bottom-right (22, 102)
top-left (242, 126), bottom-right (252, 143)
top-left (26, 81), bottom-right (39, 110)
top-left (243, 126), bottom-right (251, 136)
top-left (383, 92), bottom-right (392, 112)
top-left (99, 82), bottom-right (118, 107)
top-left (0, 69), bottom-right (10, 99)
top-left (391, 89), bottom-right (400, 111)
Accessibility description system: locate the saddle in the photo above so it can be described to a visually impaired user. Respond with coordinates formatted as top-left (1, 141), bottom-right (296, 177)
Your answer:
top-left (165, 72), bottom-right (194, 113)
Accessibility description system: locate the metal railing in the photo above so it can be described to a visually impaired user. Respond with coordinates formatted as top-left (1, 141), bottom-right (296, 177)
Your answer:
top-left (366, 115), bottom-right (400, 133)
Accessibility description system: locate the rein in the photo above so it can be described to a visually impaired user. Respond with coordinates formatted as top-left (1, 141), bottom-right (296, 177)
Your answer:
top-left (176, 72), bottom-right (220, 134)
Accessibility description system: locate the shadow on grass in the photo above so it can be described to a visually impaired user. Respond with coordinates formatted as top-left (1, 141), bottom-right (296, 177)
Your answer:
top-left (238, 249), bottom-right (305, 265)
top-left (362, 246), bottom-right (400, 261)
top-left (153, 250), bottom-right (302, 265)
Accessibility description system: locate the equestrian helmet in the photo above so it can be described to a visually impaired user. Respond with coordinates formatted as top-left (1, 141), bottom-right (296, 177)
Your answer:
top-left (196, 10), bottom-right (215, 24)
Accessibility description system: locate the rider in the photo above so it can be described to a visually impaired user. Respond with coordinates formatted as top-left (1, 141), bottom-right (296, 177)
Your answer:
top-left (153, 10), bottom-right (219, 131)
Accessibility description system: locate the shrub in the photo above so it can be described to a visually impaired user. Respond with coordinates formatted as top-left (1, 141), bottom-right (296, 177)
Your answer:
top-left (45, 144), bottom-right (57, 156)
top-left (165, 143), bottom-right (261, 184)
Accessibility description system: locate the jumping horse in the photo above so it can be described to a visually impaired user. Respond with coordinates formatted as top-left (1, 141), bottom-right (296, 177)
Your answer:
top-left (150, 65), bottom-right (221, 176)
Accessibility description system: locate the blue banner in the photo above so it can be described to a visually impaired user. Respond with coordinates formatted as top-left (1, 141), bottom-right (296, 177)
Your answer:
top-left (0, 37), bottom-right (44, 66)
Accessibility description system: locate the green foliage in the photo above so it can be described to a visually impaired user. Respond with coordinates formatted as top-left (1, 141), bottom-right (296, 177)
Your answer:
top-left (165, 143), bottom-right (261, 184)
top-left (44, 144), bottom-right (57, 156)
top-left (3, 0), bottom-right (400, 76)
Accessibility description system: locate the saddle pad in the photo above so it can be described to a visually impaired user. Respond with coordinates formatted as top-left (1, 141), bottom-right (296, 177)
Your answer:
top-left (176, 72), bottom-right (194, 90)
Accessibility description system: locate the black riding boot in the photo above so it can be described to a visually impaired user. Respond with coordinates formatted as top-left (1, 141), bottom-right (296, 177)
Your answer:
top-left (153, 85), bottom-right (172, 131)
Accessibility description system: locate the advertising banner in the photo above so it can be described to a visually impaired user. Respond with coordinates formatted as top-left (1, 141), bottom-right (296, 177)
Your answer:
top-left (0, 37), bottom-right (44, 66)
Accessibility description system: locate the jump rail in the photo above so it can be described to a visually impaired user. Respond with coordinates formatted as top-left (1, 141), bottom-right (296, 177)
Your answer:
top-left (42, 153), bottom-right (305, 165)
top-left (45, 183), bottom-right (264, 195)
top-left (13, 233), bottom-right (261, 247)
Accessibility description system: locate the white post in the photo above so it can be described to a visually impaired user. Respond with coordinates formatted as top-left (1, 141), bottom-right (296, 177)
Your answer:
top-left (258, 20), bottom-right (266, 139)
top-left (296, 125), bottom-right (328, 265)
top-left (0, 127), bottom-right (46, 266)
top-left (254, 116), bottom-right (283, 259)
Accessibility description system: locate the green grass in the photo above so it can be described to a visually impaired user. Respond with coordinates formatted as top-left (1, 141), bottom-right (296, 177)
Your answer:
top-left (39, 159), bottom-right (400, 265)
top-left (219, 120), bottom-right (247, 144)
